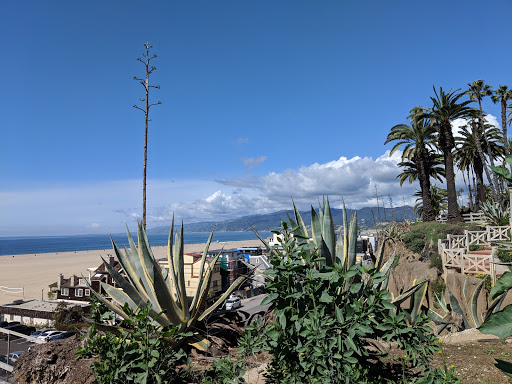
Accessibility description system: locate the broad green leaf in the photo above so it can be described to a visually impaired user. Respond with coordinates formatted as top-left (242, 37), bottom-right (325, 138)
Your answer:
top-left (479, 305), bottom-right (512, 339)
top-left (490, 271), bottom-right (512, 301)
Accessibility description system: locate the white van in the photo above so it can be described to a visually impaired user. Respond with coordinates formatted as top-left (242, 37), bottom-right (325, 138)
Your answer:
top-left (225, 296), bottom-right (242, 310)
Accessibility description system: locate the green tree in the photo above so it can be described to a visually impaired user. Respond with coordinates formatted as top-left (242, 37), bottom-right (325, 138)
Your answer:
top-left (491, 85), bottom-right (512, 160)
top-left (455, 124), bottom-right (504, 207)
top-left (414, 185), bottom-right (448, 219)
top-left (385, 107), bottom-right (439, 221)
top-left (427, 87), bottom-right (475, 223)
top-left (466, 80), bottom-right (502, 202)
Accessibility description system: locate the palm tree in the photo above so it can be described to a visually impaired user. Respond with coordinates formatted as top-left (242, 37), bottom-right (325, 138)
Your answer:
top-left (427, 87), bottom-right (476, 223)
top-left (414, 185), bottom-right (447, 219)
top-left (455, 124), bottom-right (504, 207)
top-left (385, 107), bottom-right (438, 221)
top-left (465, 80), bottom-right (503, 202)
top-left (492, 85), bottom-right (512, 160)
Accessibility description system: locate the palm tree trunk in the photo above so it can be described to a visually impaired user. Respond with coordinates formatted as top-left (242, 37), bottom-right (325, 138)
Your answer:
top-left (502, 98), bottom-right (510, 163)
top-left (444, 149), bottom-right (462, 222)
top-left (463, 169), bottom-right (474, 211)
top-left (473, 156), bottom-right (486, 207)
top-left (417, 158), bottom-right (434, 221)
top-left (471, 121), bottom-right (500, 203)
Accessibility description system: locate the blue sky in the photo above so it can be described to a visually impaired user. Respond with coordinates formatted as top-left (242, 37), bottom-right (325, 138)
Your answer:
top-left (1, 1), bottom-right (511, 236)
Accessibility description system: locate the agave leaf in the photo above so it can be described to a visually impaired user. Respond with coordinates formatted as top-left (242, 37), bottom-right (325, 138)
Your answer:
top-left (469, 278), bottom-right (486, 328)
top-left (391, 280), bottom-right (428, 306)
top-left (378, 244), bottom-right (395, 276)
top-left (311, 207), bottom-right (323, 250)
top-left (342, 200), bottom-right (349, 271)
top-left (448, 290), bottom-right (471, 329)
top-left (346, 213), bottom-right (358, 270)
top-left (112, 239), bottom-right (146, 297)
top-left (479, 305), bottom-right (512, 339)
top-left (292, 199), bottom-right (309, 240)
top-left (494, 359), bottom-right (512, 378)
top-left (427, 308), bottom-right (448, 323)
top-left (188, 333), bottom-right (210, 351)
top-left (251, 226), bottom-right (279, 258)
top-left (84, 278), bottom-right (130, 321)
top-left (100, 282), bottom-right (138, 313)
top-left (189, 253), bottom-right (222, 321)
top-left (190, 229), bottom-right (215, 311)
top-left (99, 257), bottom-right (165, 321)
top-left (322, 198), bottom-right (336, 265)
top-left (411, 279), bottom-right (428, 323)
top-left (486, 292), bottom-right (507, 321)
top-left (197, 267), bottom-right (257, 322)
top-left (150, 261), bottom-right (187, 326)
top-left (135, 223), bottom-right (163, 314)
top-left (490, 270), bottom-right (512, 301)
top-left (167, 216), bottom-right (179, 296)
top-left (434, 292), bottom-right (449, 313)
top-left (373, 239), bottom-right (387, 271)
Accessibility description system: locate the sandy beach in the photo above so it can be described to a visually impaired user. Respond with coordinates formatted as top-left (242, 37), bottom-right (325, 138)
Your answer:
top-left (0, 240), bottom-right (263, 303)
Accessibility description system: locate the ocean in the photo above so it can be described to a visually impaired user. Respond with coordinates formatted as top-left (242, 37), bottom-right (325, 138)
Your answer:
top-left (0, 231), bottom-right (272, 256)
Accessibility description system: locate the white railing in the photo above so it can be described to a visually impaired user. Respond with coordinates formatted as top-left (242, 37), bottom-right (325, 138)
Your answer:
top-left (466, 231), bottom-right (488, 249)
top-left (447, 234), bottom-right (466, 249)
top-left (440, 225), bottom-right (509, 283)
top-left (442, 248), bottom-right (464, 269)
top-left (462, 211), bottom-right (485, 223)
top-left (487, 226), bottom-right (511, 242)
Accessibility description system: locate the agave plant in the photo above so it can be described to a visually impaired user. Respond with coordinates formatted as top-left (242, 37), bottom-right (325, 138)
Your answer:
top-left (251, 198), bottom-right (428, 309)
top-left (479, 199), bottom-right (510, 226)
top-left (428, 275), bottom-right (507, 333)
top-left (87, 218), bottom-right (255, 350)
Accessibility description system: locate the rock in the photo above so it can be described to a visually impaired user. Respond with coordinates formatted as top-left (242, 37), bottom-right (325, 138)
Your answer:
top-left (13, 336), bottom-right (96, 384)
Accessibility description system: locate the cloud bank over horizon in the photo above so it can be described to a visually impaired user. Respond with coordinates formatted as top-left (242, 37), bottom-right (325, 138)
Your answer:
top-left (0, 149), bottom-right (424, 236)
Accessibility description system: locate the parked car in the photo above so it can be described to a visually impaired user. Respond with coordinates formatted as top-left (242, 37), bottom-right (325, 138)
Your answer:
top-left (7, 351), bottom-right (24, 364)
top-left (0, 321), bottom-right (20, 328)
top-left (47, 331), bottom-right (76, 342)
top-left (39, 330), bottom-right (63, 341)
top-left (29, 328), bottom-right (56, 338)
top-left (225, 296), bottom-right (242, 311)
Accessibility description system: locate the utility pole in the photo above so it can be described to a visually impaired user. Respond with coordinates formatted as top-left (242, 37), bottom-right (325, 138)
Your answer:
top-left (133, 41), bottom-right (162, 230)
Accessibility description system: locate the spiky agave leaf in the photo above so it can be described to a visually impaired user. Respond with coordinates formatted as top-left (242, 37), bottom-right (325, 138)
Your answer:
top-left (90, 221), bottom-right (255, 351)
top-left (410, 279), bottom-right (428, 323)
top-left (469, 278), bottom-right (486, 328)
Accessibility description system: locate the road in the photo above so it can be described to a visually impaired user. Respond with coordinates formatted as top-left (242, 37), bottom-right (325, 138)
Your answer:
top-left (239, 294), bottom-right (270, 319)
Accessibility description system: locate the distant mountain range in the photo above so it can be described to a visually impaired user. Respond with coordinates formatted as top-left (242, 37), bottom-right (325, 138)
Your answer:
top-left (147, 206), bottom-right (417, 234)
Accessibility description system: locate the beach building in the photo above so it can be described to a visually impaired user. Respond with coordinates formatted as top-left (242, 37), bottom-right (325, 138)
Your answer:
top-left (206, 249), bottom-right (248, 292)
top-left (236, 247), bottom-right (271, 286)
top-left (0, 299), bottom-right (90, 326)
top-left (48, 256), bottom-right (123, 302)
top-left (158, 253), bottom-right (222, 297)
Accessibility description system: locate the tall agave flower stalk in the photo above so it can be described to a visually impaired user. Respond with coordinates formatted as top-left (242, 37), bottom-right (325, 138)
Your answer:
top-left (87, 218), bottom-right (255, 350)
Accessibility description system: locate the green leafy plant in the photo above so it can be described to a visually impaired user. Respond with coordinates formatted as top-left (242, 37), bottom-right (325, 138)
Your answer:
top-left (478, 268), bottom-right (512, 378)
top-left (53, 301), bottom-right (86, 331)
top-left (77, 302), bottom-right (191, 384)
top-left (248, 201), bottom-right (440, 383)
top-left (201, 355), bottom-right (247, 384)
top-left (479, 200), bottom-right (510, 227)
top-left (86, 219), bottom-right (255, 350)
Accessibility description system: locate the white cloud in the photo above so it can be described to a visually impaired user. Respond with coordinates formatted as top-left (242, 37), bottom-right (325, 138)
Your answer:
top-left (241, 156), bottom-right (267, 169)
top-left (234, 137), bottom-right (249, 144)
top-left (2, 146), bottom-right (480, 236)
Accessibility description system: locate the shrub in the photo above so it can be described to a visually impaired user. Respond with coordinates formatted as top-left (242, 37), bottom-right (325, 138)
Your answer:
top-left (429, 253), bottom-right (443, 272)
top-left (77, 302), bottom-right (191, 384)
top-left (53, 301), bottom-right (86, 331)
top-left (249, 222), bottom-right (440, 383)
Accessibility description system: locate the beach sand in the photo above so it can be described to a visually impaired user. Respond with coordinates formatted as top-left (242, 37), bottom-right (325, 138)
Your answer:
top-left (0, 239), bottom-right (263, 303)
